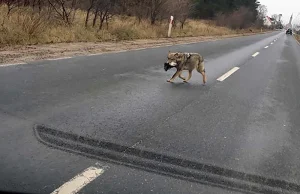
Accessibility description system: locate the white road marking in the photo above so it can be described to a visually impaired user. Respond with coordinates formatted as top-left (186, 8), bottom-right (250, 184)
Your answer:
top-left (252, 52), bottom-right (260, 57)
top-left (0, 62), bottom-right (26, 67)
top-left (271, 42), bottom-right (273, 45)
top-left (217, 67), bottom-right (240, 82)
top-left (47, 57), bottom-right (72, 61)
top-left (88, 53), bottom-right (102, 56)
top-left (88, 48), bottom-right (153, 56)
top-left (51, 166), bottom-right (105, 194)
top-left (264, 46), bottom-right (269, 48)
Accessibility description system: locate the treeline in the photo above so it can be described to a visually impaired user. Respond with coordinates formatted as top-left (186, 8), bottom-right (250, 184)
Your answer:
top-left (0, 0), bottom-right (266, 29)
top-left (193, 0), bottom-right (259, 18)
top-left (193, 0), bottom-right (265, 29)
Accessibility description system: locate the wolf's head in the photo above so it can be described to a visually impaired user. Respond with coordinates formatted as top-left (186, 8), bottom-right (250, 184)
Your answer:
top-left (166, 52), bottom-right (185, 66)
top-left (164, 52), bottom-right (185, 71)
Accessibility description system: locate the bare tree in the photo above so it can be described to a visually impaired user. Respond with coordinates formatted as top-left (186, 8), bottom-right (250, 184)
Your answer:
top-left (47, 0), bottom-right (77, 25)
top-left (271, 13), bottom-right (283, 29)
top-left (178, 0), bottom-right (192, 29)
top-left (164, 0), bottom-right (193, 29)
top-left (114, 0), bottom-right (130, 15)
top-left (98, 0), bottom-right (115, 30)
top-left (84, 0), bottom-right (96, 27)
top-left (117, 0), bottom-right (149, 24)
top-left (134, 0), bottom-right (146, 23)
top-left (90, 0), bottom-right (115, 30)
top-left (148, 0), bottom-right (165, 25)
top-left (256, 4), bottom-right (267, 27)
top-left (31, 0), bottom-right (44, 13)
top-left (257, 5), bottom-right (267, 20)
top-left (271, 14), bottom-right (278, 24)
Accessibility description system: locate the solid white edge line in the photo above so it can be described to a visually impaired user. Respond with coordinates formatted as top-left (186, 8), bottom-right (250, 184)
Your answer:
top-left (51, 166), bottom-right (105, 194)
top-left (88, 53), bottom-right (102, 56)
top-left (264, 46), bottom-right (269, 48)
top-left (1, 62), bottom-right (26, 67)
top-left (217, 67), bottom-right (240, 82)
top-left (252, 52), bottom-right (260, 57)
top-left (0, 62), bottom-right (26, 67)
top-left (47, 57), bottom-right (72, 61)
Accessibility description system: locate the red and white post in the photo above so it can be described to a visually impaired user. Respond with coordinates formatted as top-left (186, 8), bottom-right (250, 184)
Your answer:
top-left (168, 16), bottom-right (174, 38)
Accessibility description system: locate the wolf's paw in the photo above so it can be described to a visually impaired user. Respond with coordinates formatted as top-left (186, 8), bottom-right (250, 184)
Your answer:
top-left (167, 79), bottom-right (173, 83)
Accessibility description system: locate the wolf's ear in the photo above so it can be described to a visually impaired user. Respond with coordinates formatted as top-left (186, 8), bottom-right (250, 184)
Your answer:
top-left (174, 52), bottom-right (178, 56)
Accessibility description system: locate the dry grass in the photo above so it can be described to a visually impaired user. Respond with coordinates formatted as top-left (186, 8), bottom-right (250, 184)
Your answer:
top-left (0, 5), bottom-right (264, 46)
top-left (295, 34), bottom-right (300, 43)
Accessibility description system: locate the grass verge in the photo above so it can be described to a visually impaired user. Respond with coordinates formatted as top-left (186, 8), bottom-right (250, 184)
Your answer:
top-left (295, 34), bottom-right (300, 43)
top-left (0, 5), bottom-right (266, 46)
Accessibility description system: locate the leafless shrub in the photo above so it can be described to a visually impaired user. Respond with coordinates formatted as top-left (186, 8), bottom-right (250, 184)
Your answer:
top-left (148, 0), bottom-right (166, 25)
top-left (164, 0), bottom-right (193, 29)
top-left (216, 7), bottom-right (255, 29)
top-left (22, 11), bottom-right (47, 39)
top-left (47, 0), bottom-right (77, 25)
top-left (133, 0), bottom-right (147, 24)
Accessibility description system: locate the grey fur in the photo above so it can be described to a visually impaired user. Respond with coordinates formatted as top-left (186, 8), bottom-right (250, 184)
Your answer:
top-left (165, 52), bottom-right (207, 84)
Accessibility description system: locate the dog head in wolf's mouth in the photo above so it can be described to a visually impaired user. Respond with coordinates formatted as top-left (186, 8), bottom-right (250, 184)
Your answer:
top-left (164, 52), bottom-right (185, 71)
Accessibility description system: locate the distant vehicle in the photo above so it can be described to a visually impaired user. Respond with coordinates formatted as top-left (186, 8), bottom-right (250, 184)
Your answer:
top-left (286, 28), bottom-right (293, 35)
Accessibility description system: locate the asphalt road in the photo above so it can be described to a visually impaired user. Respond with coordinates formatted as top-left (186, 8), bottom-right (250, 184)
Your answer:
top-left (1, 31), bottom-right (300, 194)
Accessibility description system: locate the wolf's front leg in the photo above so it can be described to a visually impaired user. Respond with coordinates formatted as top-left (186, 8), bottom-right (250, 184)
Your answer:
top-left (167, 70), bottom-right (182, 83)
top-left (183, 71), bottom-right (192, 83)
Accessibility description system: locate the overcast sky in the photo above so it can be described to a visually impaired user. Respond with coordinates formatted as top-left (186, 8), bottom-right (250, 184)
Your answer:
top-left (259, 0), bottom-right (300, 24)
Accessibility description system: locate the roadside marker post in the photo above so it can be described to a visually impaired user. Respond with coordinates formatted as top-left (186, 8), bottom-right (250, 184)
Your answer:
top-left (168, 16), bottom-right (174, 38)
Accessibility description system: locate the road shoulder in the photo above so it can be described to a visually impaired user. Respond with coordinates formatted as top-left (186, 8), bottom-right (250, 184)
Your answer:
top-left (0, 32), bottom-right (271, 66)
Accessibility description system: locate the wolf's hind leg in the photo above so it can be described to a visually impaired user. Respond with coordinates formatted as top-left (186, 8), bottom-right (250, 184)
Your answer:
top-left (179, 72), bottom-right (186, 80)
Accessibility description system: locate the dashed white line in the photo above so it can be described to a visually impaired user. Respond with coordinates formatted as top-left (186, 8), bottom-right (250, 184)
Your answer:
top-left (252, 52), bottom-right (260, 57)
top-left (271, 42), bottom-right (273, 45)
top-left (51, 166), bottom-right (105, 194)
top-left (217, 67), bottom-right (240, 82)
top-left (264, 46), bottom-right (269, 48)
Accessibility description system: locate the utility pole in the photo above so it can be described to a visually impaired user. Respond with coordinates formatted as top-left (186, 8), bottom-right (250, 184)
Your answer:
top-left (279, 14), bottom-right (282, 23)
top-left (287, 14), bottom-right (293, 29)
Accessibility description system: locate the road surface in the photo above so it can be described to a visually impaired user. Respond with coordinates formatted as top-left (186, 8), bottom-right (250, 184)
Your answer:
top-left (1, 31), bottom-right (300, 194)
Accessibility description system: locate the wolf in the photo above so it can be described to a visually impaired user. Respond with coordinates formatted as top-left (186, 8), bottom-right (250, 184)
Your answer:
top-left (164, 52), bottom-right (207, 84)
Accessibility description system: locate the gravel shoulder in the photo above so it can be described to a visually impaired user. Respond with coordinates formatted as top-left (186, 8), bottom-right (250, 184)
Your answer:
top-left (0, 32), bottom-right (270, 65)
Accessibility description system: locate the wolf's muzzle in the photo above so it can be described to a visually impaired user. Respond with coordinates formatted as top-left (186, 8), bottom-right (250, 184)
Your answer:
top-left (164, 63), bottom-right (174, 71)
